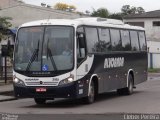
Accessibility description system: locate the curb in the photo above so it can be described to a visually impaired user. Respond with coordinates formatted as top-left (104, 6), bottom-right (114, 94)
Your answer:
top-left (0, 91), bottom-right (14, 96)
top-left (0, 91), bottom-right (16, 102)
top-left (0, 97), bottom-right (17, 102)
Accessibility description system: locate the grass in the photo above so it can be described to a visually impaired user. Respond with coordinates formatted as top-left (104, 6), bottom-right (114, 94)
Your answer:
top-left (148, 68), bottom-right (160, 73)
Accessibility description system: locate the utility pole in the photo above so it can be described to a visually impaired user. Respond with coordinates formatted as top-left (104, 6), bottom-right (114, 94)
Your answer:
top-left (4, 53), bottom-right (7, 84)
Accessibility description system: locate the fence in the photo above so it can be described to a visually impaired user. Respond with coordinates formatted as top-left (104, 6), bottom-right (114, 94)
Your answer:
top-left (0, 66), bottom-right (13, 81)
top-left (148, 53), bottom-right (160, 68)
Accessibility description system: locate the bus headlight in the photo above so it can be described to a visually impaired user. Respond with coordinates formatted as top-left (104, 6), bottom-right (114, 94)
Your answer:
top-left (13, 77), bottom-right (25, 86)
top-left (59, 74), bottom-right (74, 86)
top-left (13, 78), bottom-right (19, 83)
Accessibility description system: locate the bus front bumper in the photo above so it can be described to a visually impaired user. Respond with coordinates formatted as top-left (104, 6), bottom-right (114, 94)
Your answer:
top-left (14, 82), bottom-right (77, 99)
top-left (14, 80), bottom-right (89, 99)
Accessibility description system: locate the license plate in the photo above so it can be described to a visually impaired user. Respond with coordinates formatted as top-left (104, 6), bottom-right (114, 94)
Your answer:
top-left (36, 88), bottom-right (47, 92)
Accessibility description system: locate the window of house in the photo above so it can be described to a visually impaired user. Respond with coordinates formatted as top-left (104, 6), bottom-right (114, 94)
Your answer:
top-left (153, 21), bottom-right (160, 26)
top-left (125, 22), bottom-right (144, 27)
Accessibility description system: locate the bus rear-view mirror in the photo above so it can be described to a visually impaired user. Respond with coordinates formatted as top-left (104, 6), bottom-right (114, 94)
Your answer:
top-left (78, 33), bottom-right (85, 48)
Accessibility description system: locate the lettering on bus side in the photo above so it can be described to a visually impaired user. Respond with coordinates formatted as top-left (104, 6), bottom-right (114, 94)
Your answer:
top-left (104, 57), bottom-right (124, 68)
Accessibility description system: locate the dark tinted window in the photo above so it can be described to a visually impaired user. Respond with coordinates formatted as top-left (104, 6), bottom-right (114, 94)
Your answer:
top-left (138, 31), bottom-right (147, 51)
top-left (110, 29), bottom-right (122, 51)
top-left (85, 27), bottom-right (99, 52)
top-left (130, 31), bottom-right (140, 51)
top-left (98, 28), bottom-right (111, 52)
top-left (153, 21), bottom-right (160, 26)
top-left (77, 27), bottom-right (86, 64)
top-left (121, 30), bottom-right (131, 51)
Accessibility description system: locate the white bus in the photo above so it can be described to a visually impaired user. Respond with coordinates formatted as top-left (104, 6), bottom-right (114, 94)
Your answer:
top-left (13, 18), bottom-right (148, 104)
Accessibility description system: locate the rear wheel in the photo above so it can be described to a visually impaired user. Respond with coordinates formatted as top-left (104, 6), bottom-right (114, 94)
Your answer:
top-left (117, 74), bottom-right (134, 95)
top-left (84, 81), bottom-right (95, 104)
top-left (34, 98), bottom-right (46, 105)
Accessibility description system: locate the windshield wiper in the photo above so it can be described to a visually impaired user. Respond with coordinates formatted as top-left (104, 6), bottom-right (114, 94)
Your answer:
top-left (26, 40), bottom-right (40, 71)
top-left (47, 39), bottom-right (57, 71)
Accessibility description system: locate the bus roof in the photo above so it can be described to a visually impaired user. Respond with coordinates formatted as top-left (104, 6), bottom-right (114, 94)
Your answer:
top-left (20, 17), bottom-right (144, 31)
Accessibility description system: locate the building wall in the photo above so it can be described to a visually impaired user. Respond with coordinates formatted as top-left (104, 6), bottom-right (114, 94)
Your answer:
top-left (147, 41), bottom-right (160, 53)
top-left (148, 53), bottom-right (160, 68)
top-left (0, 0), bottom-right (19, 9)
top-left (124, 18), bottom-right (160, 42)
top-left (0, 4), bottom-right (86, 54)
top-left (0, 4), bottom-right (85, 28)
top-left (147, 41), bottom-right (160, 68)
top-left (124, 18), bottom-right (160, 68)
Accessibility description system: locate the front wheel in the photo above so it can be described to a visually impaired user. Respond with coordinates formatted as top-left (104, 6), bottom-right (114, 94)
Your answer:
top-left (83, 81), bottom-right (95, 104)
top-left (34, 98), bottom-right (46, 105)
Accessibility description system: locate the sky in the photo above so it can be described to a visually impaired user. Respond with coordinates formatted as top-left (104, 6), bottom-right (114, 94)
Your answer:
top-left (23, 0), bottom-right (160, 13)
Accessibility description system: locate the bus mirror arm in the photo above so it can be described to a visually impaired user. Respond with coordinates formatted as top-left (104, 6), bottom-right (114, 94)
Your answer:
top-left (77, 32), bottom-right (86, 48)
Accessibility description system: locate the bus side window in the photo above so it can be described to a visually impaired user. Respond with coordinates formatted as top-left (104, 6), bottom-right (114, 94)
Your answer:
top-left (77, 27), bottom-right (86, 64)
top-left (98, 28), bottom-right (111, 52)
top-left (121, 30), bottom-right (131, 51)
top-left (85, 27), bottom-right (99, 53)
top-left (138, 31), bottom-right (147, 51)
top-left (130, 31), bottom-right (140, 51)
top-left (110, 29), bottom-right (123, 51)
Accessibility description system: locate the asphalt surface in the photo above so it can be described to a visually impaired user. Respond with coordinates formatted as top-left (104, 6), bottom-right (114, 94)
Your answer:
top-left (0, 75), bottom-right (160, 120)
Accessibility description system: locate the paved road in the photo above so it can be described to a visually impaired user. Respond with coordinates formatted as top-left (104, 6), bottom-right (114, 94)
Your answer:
top-left (0, 78), bottom-right (160, 116)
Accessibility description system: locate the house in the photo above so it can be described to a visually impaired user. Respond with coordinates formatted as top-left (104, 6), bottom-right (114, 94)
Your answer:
top-left (0, 0), bottom-right (21, 9)
top-left (123, 10), bottom-right (160, 68)
top-left (0, 1), bottom-right (86, 46)
top-left (0, 2), bottom-right (86, 28)
top-left (0, 1), bottom-right (86, 68)
top-left (0, 1), bottom-right (86, 48)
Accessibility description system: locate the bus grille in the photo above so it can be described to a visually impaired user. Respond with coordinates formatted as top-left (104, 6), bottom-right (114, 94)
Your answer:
top-left (25, 82), bottom-right (58, 86)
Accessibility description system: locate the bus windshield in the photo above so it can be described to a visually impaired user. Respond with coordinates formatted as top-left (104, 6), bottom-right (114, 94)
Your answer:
top-left (14, 26), bottom-right (74, 72)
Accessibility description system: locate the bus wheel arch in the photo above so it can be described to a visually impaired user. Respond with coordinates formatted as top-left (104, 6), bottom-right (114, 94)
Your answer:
top-left (117, 69), bottom-right (134, 95)
top-left (127, 69), bottom-right (134, 87)
top-left (91, 76), bottom-right (99, 97)
top-left (84, 75), bottom-right (98, 104)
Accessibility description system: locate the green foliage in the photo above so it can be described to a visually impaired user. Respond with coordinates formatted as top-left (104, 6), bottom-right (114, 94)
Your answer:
top-left (0, 17), bottom-right (12, 41)
top-left (54, 2), bottom-right (76, 11)
top-left (148, 68), bottom-right (160, 73)
top-left (121, 5), bottom-right (145, 15)
top-left (91, 8), bottom-right (109, 18)
top-left (108, 13), bottom-right (123, 20)
top-left (90, 5), bottom-right (145, 20)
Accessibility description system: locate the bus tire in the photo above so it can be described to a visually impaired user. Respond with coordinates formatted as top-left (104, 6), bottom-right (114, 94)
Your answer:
top-left (117, 74), bottom-right (134, 95)
top-left (84, 80), bottom-right (95, 104)
top-left (34, 98), bottom-right (46, 105)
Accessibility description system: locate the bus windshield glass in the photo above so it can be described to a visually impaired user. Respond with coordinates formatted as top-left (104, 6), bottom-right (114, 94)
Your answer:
top-left (14, 26), bottom-right (74, 72)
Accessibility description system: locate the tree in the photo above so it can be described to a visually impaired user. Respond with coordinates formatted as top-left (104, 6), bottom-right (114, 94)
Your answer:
top-left (54, 2), bottom-right (76, 12)
top-left (121, 5), bottom-right (132, 15)
top-left (91, 8), bottom-right (109, 18)
top-left (108, 13), bottom-right (123, 20)
top-left (17, 0), bottom-right (25, 3)
top-left (121, 5), bottom-right (145, 15)
top-left (0, 17), bottom-right (12, 42)
top-left (136, 7), bottom-right (145, 14)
